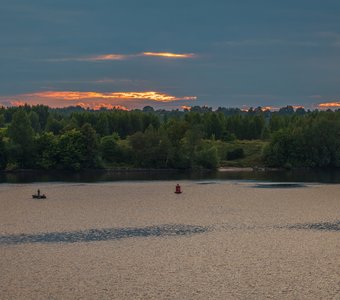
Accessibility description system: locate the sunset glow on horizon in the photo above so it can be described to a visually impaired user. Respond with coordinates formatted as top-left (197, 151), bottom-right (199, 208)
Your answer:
top-left (10, 100), bottom-right (130, 111)
top-left (1, 90), bottom-right (197, 110)
top-left (261, 106), bottom-right (276, 111)
top-left (75, 102), bottom-right (129, 111)
top-left (25, 91), bottom-right (197, 102)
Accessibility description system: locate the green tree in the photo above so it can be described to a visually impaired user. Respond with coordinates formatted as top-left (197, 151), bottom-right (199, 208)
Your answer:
top-left (46, 116), bottom-right (63, 134)
top-left (96, 113), bottom-right (110, 136)
top-left (100, 133), bottom-right (120, 163)
top-left (29, 111), bottom-right (41, 133)
top-left (57, 129), bottom-right (85, 170)
top-left (80, 123), bottom-right (99, 168)
top-left (128, 126), bottom-right (170, 168)
top-left (0, 114), bottom-right (5, 127)
top-left (34, 132), bottom-right (58, 169)
top-left (0, 136), bottom-right (7, 169)
top-left (195, 146), bottom-right (219, 169)
top-left (7, 110), bottom-right (35, 167)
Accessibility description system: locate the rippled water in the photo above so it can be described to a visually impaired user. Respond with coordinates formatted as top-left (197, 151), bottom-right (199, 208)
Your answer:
top-left (1, 181), bottom-right (340, 299)
top-left (284, 221), bottom-right (340, 232)
top-left (0, 224), bottom-right (208, 245)
top-left (2, 219), bottom-right (339, 247)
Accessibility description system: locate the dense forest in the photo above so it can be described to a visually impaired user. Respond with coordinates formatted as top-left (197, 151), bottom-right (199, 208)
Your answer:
top-left (0, 104), bottom-right (339, 171)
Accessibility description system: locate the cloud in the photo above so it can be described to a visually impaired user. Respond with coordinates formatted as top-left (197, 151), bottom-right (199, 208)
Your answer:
top-left (83, 54), bottom-right (128, 61)
top-left (25, 91), bottom-right (196, 102)
top-left (216, 38), bottom-right (318, 48)
top-left (0, 90), bottom-right (197, 110)
top-left (240, 104), bottom-right (305, 112)
top-left (317, 101), bottom-right (340, 108)
top-left (47, 52), bottom-right (196, 62)
top-left (240, 105), bottom-right (280, 112)
top-left (181, 105), bottom-right (192, 111)
top-left (46, 54), bottom-right (129, 62)
top-left (75, 102), bottom-right (129, 111)
top-left (316, 31), bottom-right (340, 47)
top-left (142, 52), bottom-right (195, 58)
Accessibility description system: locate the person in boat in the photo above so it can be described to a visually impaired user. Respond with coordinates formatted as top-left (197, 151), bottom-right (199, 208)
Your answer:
top-left (33, 189), bottom-right (46, 199)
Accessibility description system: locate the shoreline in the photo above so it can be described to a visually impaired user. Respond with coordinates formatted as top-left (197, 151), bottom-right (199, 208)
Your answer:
top-left (0, 166), bottom-right (278, 174)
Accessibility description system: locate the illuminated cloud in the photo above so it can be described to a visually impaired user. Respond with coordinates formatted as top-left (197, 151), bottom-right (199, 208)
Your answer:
top-left (1, 90), bottom-right (197, 110)
top-left (75, 102), bottom-right (129, 111)
top-left (48, 54), bottom-right (129, 62)
top-left (142, 52), bottom-right (195, 58)
top-left (48, 52), bottom-right (196, 62)
top-left (240, 105), bottom-right (280, 112)
top-left (261, 106), bottom-right (276, 111)
top-left (241, 105), bottom-right (304, 112)
top-left (9, 100), bottom-right (26, 107)
top-left (317, 102), bottom-right (340, 108)
top-left (84, 54), bottom-right (128, 61)
top-left (181, 105), bottom-right (192, 111)
top-left (26, 91), bottom-right (196, 102)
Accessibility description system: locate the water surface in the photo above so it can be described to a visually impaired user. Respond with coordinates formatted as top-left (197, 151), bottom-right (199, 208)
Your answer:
top-left (2, 168), bottom-right (340, 183)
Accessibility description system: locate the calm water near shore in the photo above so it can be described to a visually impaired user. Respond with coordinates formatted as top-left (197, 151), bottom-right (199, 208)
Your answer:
top-left (1, 168), bottom-right (340, 183)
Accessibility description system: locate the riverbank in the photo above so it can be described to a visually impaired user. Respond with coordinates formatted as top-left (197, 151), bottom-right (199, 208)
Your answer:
top-left (1, 181), bottom-right (339, 299)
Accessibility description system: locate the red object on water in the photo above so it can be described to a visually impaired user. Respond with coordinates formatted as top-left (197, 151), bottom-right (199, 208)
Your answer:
top-left (175, 184), bottom-right (182, 194)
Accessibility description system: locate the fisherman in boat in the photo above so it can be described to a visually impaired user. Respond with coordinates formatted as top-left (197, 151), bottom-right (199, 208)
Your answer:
top-left (32, 189), bottom-right (46, 199)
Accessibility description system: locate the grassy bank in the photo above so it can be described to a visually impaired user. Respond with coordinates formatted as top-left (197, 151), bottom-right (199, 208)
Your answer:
top-left (216, 140), bottom-right (267, 168)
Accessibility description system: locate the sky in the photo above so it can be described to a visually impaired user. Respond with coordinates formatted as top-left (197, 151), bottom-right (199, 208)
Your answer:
top-left (1, 0), bottom-right (340, 110)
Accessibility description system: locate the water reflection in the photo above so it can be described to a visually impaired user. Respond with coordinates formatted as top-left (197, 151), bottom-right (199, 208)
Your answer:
top-left (0, 224), bottom-right (208, 245)
top-left (2, 169), bottom-right (340, 183)
top-left (253, 183), bottom-right (306, 188)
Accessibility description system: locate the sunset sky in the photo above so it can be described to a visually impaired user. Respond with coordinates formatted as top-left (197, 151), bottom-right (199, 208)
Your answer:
top-left (1, 0), bottom-right (340, 110)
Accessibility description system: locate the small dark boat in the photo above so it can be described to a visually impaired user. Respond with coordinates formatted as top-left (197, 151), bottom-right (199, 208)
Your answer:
top-left (32, 194), bottom-right (46, 199)
top-left (32, 189), bottom-right (46, 199)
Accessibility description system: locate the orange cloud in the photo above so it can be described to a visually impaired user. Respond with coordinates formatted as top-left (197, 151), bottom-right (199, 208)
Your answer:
top-left (10, 100), bottom-right (26, 107)
top-left (85, 54), bottom-right (127, 61)
top-left (181, 105), bottom-right (192, 111)
top-left (46, 54), bottom-right (129, 62)
top-left (26, 91), bottom-right (197, 102)
top-left (318, 102), bottom-right (340, 108)
top-left (2, 90), bottom-right (197, 110)
top-left (75, 102), bottom-right (129, 111)
top-left (261, 106), bottom-right (275, 111)
top-left (241, 105), bottom-right (279, 112)
top-left (142, 52), bottom-right (195, 58)
top-left (48, 52), bottom-right (196, 62)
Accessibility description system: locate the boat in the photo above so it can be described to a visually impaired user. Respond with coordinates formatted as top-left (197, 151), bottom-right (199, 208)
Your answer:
top-left (32, 189), bottom-right (46, 199)
top-left (32, 194), bottom-right (46, 199)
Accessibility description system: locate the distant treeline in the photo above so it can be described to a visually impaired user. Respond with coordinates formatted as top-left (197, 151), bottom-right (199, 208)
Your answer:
top-left (0, 104), bottom-right (339, 170)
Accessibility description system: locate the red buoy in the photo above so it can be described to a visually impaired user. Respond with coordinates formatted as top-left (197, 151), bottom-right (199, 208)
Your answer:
top-left (175, 184), bottom-right (182, 194)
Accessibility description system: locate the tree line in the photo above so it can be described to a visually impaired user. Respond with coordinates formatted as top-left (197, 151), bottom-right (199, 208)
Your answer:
top-left (0, 104), bottom-right (339, 170)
